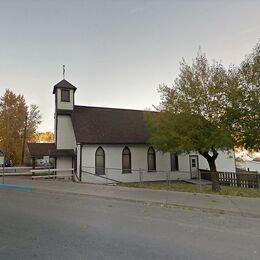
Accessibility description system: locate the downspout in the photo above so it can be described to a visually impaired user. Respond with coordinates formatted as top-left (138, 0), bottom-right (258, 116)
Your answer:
top-left (73, 147), bottom-right (77, 182)
top-left (72, 152), bottom-right (74, 181)
top-left (80, 144), bottom-right (82, 182)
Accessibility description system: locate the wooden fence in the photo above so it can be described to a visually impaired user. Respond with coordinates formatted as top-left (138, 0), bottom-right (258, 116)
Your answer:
top-left (200, 170), bottom-right (259, 189)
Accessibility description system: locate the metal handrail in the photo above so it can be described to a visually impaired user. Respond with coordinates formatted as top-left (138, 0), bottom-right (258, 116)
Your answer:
top-left (81, 169), bottom-right (122, 184)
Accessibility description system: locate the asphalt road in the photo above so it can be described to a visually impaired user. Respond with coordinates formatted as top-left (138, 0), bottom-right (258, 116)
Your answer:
top-left (0, 189), bottom-right (259, 260)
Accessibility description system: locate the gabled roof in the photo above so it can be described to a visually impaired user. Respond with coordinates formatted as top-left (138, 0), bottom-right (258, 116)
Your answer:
top-left (52, 79), bottom-right (77, 94)
top-left (71, 106), bottom-right (156, 144)
top-left (27, 143), bottom-right (74, 157)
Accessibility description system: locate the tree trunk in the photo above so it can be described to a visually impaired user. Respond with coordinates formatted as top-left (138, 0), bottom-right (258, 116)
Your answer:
top-left (199, 149), bottom-right (220, 192)
top-left (208, 159), bottom-right (220, 192)
top-left (21, 116), bottom-right (28, 166)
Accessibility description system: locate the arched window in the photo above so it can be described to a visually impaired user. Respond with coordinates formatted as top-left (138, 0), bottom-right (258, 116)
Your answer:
top-left (95, 147), bottom-right (105, 175)
top-left (122, 146), bottom-right (131, 173)
top-left (147, 147), bottom-right (156, 171)
top-left (170, 153), bottom-right (179, 171)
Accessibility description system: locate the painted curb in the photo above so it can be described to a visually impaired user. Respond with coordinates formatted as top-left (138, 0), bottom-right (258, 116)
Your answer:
top-left (0, 183), bottom-right (32, 191)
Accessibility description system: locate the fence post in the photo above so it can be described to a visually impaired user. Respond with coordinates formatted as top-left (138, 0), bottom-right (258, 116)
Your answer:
top-left (2, 164), bottom-right (4, 184)
top-left (165, 171), bottom-right (170, 206)
top-left (167, 171), bottom-right (171, 188)
top-left (198, 170), bottom-right (202, 193)
top-left (139, 168), bottom-right (143, 185)
top-left (105, 168), bottom-right (108, 185)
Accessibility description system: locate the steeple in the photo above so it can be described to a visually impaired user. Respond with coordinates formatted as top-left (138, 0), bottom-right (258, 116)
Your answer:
top-left (52, 79), bottom-right (77, 94)
top-left (53, 79), bottom-right (77, 114)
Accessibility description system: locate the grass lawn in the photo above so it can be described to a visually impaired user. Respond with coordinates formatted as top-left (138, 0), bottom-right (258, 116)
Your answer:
top-left (119, 181), bottom-right (260, 198)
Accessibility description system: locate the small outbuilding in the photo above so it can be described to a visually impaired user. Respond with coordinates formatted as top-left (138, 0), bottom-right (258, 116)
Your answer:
top-left (27, 143), bottom-right (74, 170)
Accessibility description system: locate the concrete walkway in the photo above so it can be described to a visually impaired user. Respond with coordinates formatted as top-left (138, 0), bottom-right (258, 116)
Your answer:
top-left (2, 176), bottom-right (260, 218)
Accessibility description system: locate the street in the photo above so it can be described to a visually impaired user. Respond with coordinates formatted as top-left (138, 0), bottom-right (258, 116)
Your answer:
top-left (0, 189), bottom-right (259, 260)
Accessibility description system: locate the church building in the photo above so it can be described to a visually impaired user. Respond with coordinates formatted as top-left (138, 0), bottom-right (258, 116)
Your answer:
top-left (28, 79), bottom-right (236, 183)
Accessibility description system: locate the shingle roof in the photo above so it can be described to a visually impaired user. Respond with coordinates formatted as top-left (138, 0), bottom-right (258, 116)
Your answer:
top-left (52, 79), bottom-right (77, 94)
top-left (71, 106), bottom-right (156, 144)
top-left (27, 143), bottom-right (74, 157)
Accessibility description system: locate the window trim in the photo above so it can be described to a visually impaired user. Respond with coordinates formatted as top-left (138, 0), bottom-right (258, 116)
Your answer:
top-left (147, 146), bottom-right (156, 172)
top-left (61, 89), bottom-right (70, 102)
top-left (95, 146), bottom-right (105, 175)
top-left (122, 146), bottom-right (131, 174)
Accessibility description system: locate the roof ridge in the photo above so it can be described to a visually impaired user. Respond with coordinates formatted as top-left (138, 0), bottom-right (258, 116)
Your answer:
top-left (74, 105), bottom-right (156, 113)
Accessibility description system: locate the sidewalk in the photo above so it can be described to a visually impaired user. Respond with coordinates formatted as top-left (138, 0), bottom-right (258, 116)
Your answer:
top-left (2, 176), bottom-right (260, 218)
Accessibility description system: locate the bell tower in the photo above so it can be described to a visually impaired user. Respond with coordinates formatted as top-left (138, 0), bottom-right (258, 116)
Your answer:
top-left (52, 79), bottom-right (77, 114)
top-left (52, 79), bottom-right (77, 149)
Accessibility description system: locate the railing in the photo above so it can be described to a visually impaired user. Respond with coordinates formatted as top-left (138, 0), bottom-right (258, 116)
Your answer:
top-left (81, 169), bottom-right (122, 184)
top-left (79, 166), bottom-right (189, 184)
top-left (81, 166), bottom-right (148, 184)
top-left (0, 167), bottom-right (35, 174)
top-left (31, 168), bottom-right (74, 179)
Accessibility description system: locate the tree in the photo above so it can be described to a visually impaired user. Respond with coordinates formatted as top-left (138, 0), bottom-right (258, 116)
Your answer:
top-left (27, 104), bottom-right (42, 142)
top-left (0, 89), bottom-right (42, 164)
top-left (21, 104), bottom-right (42, 165)
top-left (235, 42), bottom-right (260, 150)
top-left (222, 42), bottom-right (260, 152)
top-left (147, 51), bottom-right (235, 192)
top-left (0, 89), bottom-right (27, 164)
top-left (31, 131), bottom-right (54, 143)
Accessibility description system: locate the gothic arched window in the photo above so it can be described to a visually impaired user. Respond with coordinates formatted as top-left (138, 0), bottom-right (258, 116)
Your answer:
top-left (95, 147), bottom-right (105, 175)
top-left (147, 147), bottom-right (156, 171)
top-left (122, 146), bottom-right (131, 173)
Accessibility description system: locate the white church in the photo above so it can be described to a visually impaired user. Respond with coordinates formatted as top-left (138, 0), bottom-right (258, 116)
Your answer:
top-left (28, 79), bottom-right (236, 183)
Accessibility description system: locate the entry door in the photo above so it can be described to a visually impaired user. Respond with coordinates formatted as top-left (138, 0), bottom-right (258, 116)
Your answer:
top-left (189, 155), bottom-right (199, 179)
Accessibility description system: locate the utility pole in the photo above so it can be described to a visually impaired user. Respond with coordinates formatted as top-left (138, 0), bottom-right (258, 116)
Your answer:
top-left (21, 115), bottom-right (28, 166)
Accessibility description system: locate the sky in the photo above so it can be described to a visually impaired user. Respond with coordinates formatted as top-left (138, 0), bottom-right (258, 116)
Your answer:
top-left (0, 0), bottom-right (260, 132)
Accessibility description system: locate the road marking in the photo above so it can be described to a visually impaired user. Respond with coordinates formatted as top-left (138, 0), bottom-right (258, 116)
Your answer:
top-left (0, 183), bottom-right (32, 191)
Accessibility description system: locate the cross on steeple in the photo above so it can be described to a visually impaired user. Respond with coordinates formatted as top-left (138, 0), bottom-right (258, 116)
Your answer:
top-left (63, 65), bottom-right (65, 80)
